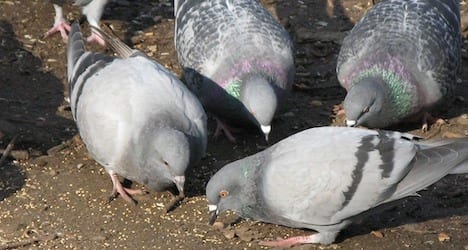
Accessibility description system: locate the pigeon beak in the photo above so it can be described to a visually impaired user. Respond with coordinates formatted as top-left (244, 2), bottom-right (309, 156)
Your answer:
top-left (208, 204), bottom-right (219, 225)
top-left (346, 119), bottom-right (357, 127)
top-left (261, 125), bottom-right (271, 142)
top-left (174, 175), bottom-right (185, 195)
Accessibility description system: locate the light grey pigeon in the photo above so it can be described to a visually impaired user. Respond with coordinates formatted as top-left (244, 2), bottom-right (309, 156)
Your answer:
top-left (206, 126), bottom-right (468, 246)
top-left (46, 0), bottom-right (109, 45)
top-left (336, 0), bottom-right (461, 130)
top-left (67, 22), bottom-right (207, 209)
top-left (174, 0), bottom-right (295, 142)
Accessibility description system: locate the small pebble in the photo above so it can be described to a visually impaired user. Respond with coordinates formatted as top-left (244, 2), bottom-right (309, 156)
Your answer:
top-left (371, 230), bottom-right (384, 238)
top-left (222, 229), bottom-right (235, 239)
top-left (438, 232), bottom-right (450, 242)
top-left (212, 221), bottom-right (225, 230)
top-left (48, 169), bottom-right (59, 177)
top-left (310, 100), bottom-right (323, 107)
top-left (424, 240), bottom-right (434, 245)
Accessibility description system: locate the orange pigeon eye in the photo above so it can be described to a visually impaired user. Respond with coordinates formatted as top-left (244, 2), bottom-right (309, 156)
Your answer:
top-left (219, 190), bottom-right (229, 197)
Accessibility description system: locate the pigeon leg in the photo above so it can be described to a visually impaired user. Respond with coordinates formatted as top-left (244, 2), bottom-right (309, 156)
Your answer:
top-left (44, 4), bottom-right (71, 40)
top-left (108, 171), bottom-right (144, 204)
top-left (421, 112), bottom-right (445, 132)
top-left (333, 104), bottom-right (346, 116)
top-left (259, 232), bottom-right (338, 247)
top-left (165, 192), bottom-right (185, 213)
top-left (214, 118), bottom-right (237, 143)
top-left (86, 31), bottom-right (106, 46)
top-left (165, 175), bottom-right (186, 212)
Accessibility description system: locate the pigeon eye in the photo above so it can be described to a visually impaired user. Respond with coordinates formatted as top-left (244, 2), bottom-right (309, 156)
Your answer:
top-left (363, 107), bottom-right (370, 113)
top-left (219, 190), bottom-right (229, 197)
top-left (163, 160), bottom-right (169, 166)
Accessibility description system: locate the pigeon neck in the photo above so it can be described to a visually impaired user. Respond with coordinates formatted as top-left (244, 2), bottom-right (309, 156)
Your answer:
top-left (240, 75), bottom-right (277, 127)
top-left (353, 67), bottom-right (414, 117)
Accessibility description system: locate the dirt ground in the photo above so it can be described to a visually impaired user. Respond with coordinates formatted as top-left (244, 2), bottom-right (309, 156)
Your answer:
top-left (0, 0), bottom-right (467, 249)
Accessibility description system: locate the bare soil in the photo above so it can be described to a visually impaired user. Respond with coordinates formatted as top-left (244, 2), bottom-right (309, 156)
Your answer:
top-left (0, 0), bottom-right (467, 249)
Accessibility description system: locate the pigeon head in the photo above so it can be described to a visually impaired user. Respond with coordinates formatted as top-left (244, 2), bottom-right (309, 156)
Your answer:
top-left (344, 77), bottom-right (387, 128)
top-left (240, 75), bottom-right (277, 141)
top-left (145, 127), bottom-right (191, 193)
top-left (206, 156), bottom-right (260, 225)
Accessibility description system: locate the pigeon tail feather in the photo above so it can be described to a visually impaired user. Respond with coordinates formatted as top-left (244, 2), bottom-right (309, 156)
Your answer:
top-left (67, 22), bottom-right (86, 83)
top-left (90, 25), bottom-right (138, 58)
top-left (388, 139), bottom-right (468, 202)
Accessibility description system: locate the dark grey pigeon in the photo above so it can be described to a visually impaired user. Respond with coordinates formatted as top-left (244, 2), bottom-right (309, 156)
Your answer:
top-left (337, 0), bottom-right (461, 130)
top-left (174, 0), bottom-right (295, 142)
top-left (67, 22), bottom-right (207, 208)
top-left (46, 0), bottom-right (109, 45)
top-left (206, 126), bottom-right (468, 246)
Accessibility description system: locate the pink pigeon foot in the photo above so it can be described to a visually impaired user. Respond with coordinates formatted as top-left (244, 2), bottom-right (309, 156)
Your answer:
top-left (108, 171), bottom-right (144, 204)
top-left (86, 31), bottom-right (106, 46)
top-left (45, 19), bottom-right (71, 41)
top-left (421, 112), bottom-right (446, 132)
top-left (214, 118), bottom-right (239, 143)
top-left (259, 233), bottom-right (328, 248)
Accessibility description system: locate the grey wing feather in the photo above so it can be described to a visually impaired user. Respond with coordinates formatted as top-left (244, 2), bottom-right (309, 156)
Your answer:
top-left (90, 26), bottom-right (142, 58)
top-left (67, 22), bottom-right (113, 85)
top-left (67, 22), bottom-right (114, 118)
top-left (260, 128), bottom-right (416, 226)
top-left (175, 0), bottom-right (294, 82)
top-left (73, 0), bottom-right (93, 6)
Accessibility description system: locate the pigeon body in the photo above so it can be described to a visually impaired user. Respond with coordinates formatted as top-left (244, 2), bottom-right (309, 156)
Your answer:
top-left (67, 22), bottom-right (207, 204)
top-left (206, 126), bottom-right (468, 246)
top-left (47, 0), bottom-right (109, 45)
top-left (174, 0), bottom-right (295, 141)
top-left (337, 0), bottom-right (461, 128)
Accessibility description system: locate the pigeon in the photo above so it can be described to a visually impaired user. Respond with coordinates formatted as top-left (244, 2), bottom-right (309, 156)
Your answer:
top-left (174, 0), bottom-right (295, 142)
top-left (46, 0), bottom-right (109, 45)
top-left (67, 22), bottom-right (207, 209)
top-left (336, 0), bottom-right (461, 130)
top-left (206, 126), bottom-right (468, 246)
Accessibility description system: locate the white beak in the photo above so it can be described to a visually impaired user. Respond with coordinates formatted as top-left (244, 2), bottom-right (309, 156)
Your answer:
top-left (346, 120), bottom-right (356, 127)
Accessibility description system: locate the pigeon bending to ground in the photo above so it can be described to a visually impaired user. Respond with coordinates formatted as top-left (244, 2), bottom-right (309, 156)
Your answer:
top-left (67, 22), bottom-right (207, 209)
top-left (206, 126), bottom-right (468, 246)
top-left (46, 0), bottom-right (109, 45)
top-left (336, 0), bottom-right (461, 130)
top-left (174, 0), bottom-right (295, 142)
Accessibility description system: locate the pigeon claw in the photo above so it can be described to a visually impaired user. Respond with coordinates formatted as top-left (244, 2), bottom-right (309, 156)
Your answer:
top-left (421, 112), bottom-right (446, 133)
top-left (86, 32), bottom-right (106, 46)
top-left (165, 192), bottom-right (185, 213)
top-left (259, 234), bottom-right (323, 247)
top-left (214, 118), bottom-right (237, 143)
top-left (45, 19), bottom-right (71, 41)
top-left (108, 171), bottom-right (144, 205)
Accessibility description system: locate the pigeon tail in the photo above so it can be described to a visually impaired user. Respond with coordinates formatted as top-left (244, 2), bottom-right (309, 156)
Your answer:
top-left (67, 22), bottom-right (86, 83)
top-left (90, 26), bottom-right (138, 58)
top-left (388, 139), bottom-right (468, 202)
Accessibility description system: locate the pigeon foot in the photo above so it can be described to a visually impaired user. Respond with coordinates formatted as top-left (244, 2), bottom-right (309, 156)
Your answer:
top-left (87, 32), bottom-right (106, 46)
top-left (108, 171), bottom-right (144, 204)
top-left (421, 112), bottom-right (445, 132)
top-left (45, 19), bottom-right (71, 41)
top-left (165, 192), bottom-right (185, 213)
top-left (214, 118), bottom-right (238, 143)
top-left (259, 232), bottom-right (337, 247)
